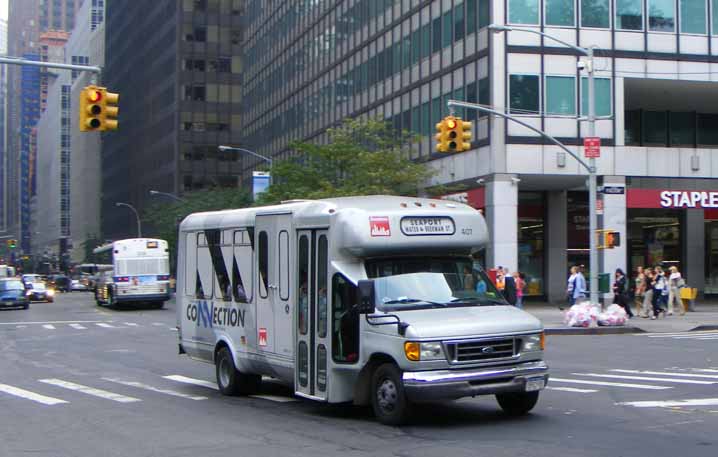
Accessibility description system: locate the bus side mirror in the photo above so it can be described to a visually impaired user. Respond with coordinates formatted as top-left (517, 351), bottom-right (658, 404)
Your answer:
top-left (356, 280), bottom-right (375, 314)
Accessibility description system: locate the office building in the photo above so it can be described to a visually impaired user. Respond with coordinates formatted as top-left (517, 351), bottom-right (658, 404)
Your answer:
top-left (241, 1), bottom-right (718, 301)
top-left (101, 0), bottom-right (244, 240)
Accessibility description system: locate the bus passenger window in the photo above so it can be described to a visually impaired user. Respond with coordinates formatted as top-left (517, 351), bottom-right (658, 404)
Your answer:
top-left (332, 274), bottom-right (359, 364)
top-left (298, 236), bottom-right (309, 336)
top-left (258, 231), bottom-right (268, 298)
top-left (195, 272), bottom-right (205, 299)
top-left (232, 258), bottom-right (247, 303)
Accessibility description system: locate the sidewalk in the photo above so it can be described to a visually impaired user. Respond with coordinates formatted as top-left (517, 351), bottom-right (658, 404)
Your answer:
top-left (524, 301), bottom-right (718, 335)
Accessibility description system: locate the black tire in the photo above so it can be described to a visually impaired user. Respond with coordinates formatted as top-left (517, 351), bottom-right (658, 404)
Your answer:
top-left (371, 363), bottom-right (410, 426)
top-left (47, 298), bottom-right (54, 303)
top-left (22, 303), bottom-right (29, 310)
top-left (496, 391), bottom-right (540, 416)
top-left (151, 301), bottom-right (164, 310)
top-left (215, 347), bottom-right (260, 396)
top-left (107, 292), bottom-right (114, 308)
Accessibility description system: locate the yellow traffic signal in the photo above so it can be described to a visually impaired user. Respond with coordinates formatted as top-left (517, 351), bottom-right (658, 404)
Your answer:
top-left (79, 85), bottom-right (103, 131)
top-left (101, 88), bottom-right (119, 131)
top-left (435, 116), bottom-right (472, 153)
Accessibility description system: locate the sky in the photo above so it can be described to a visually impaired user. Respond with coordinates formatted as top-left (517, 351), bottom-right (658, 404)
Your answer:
top-left (0, 0), bottom-right (6, 21)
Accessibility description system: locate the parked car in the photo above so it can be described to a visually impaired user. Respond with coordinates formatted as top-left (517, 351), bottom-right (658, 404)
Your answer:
top-left (25, 281), bottom-right (55, 302)
top-left (48, 275), bottom-right (70, 293)
top-left (0, 278), bottom-right (30, 309)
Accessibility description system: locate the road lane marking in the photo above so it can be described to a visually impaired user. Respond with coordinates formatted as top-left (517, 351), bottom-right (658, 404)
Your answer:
top-left (694, 369), bottom-right (718, 373)
top-left (152, 323), bottom-right (165, 327)
top-left (95, 323), bottom-right (116, 328)
top-left (550, 377), bottom-right (671, 390)
top-left (546, 386), bottom-right (598, 393)
top-left (102, 378), bottom-right (208, 400)
top-left (573, 373), bottom-right (715, 385)
top-left (15, 325), bottom-right (27, 329)
top-left (612, 369), bottom-right (718, 379)
top-left (0, 320), bottom-right (107, 325)
top-left (647, 332), bottom-right (718, 338)
top-left (38, 379), bottom-right (141, 403)
top-left (618, 398), bottom-right (718, 408)
top-left (0, 383), bottom-right (68, 405)
top-left (124, 322), bottom-right (139, 327)
top-left (163, 375), bottom-right (218, 390)
top-left (69, 324), bottom-right (87, 330)
top-left (42, 324), bottom-right (56, 330)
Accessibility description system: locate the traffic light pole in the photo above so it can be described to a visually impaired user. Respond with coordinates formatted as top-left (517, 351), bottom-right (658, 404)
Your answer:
top-left (446, 99), bottom-right (600, 308)
top-left (0, 55), bottom-right (102, 76)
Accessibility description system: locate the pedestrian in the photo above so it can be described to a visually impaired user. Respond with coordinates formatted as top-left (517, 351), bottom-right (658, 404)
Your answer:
top-left (651, 266), bottom-right (667, 318)
top-left (495, 266), bottom-right (505, 292)
top-left (564, 266), bottom-right (578, 310)
top-left (463, 266), bottom-right (476, 291)
top-left (513, 271), bottom-right (525, 309)
top-left (613, 268), bottom-right (634, 318)
top-left (575, 265), bottom-right (587, 302)
top-left (634, 266), bottom-right (647, 317)
top-left (642, 268), bottom-right (655, 318)
top-left (667, 266), bottom-right (685, 316)
top-left (502, 268), bottom-right (517, 306)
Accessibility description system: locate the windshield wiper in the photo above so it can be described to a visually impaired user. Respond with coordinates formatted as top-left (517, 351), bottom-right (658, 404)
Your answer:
top-left (383, 298), bottom-right (446, 307)
top-left (449, 297), bottom-right (508, 306)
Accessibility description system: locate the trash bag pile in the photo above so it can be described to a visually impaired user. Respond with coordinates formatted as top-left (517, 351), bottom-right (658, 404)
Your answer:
top-left (563, 302), bottom-right (599, 327)
top-left (597, 304), bottom-right (628, 327)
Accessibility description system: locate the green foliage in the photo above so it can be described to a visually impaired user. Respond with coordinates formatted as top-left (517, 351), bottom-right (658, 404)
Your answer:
top-left (142, 188), bottom-right (253, 272)
top-left (82, 235), bottom-right (108, 264)
top-left (256, 117), bottom-right (433, 205)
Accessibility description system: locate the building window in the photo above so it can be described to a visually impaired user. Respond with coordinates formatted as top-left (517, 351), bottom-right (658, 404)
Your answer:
top-left (509, 0), bottom-right (540, 24)
top-left (643, 111), bottom-right (668, 145)
top-left (669, 112), bottom-right (696, 146)
top-left (546, 0), bottom-right (575, 26)
top-left (680, 0), bottom-right (706, 34)
top-left (649, 0), bottom-right (675, 31)
top-left (713, 0), bottom-right (718, 35)
top-left (616, 0), bottom-right (643, 30)
top-left (581, 0), bottom-right (610, 28)
top-left (509, 74), bottom-right (540, 114)
top-left (580, 77), bottom-right (611, 116)
top-left (545, 75), bottom-right (576, 116)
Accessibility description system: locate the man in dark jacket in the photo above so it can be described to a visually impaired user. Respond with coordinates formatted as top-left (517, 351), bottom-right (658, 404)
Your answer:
top-left (502, 268), bottom-right (517, 306)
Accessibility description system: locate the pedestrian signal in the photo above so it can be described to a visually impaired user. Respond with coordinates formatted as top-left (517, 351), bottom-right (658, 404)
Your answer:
top-left (596, 230), bottom-right (620, 249)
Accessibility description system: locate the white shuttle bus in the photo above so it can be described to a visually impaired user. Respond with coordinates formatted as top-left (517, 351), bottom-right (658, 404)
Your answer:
top-left (177, 196), bottom-right (548, 424)
top-left (93, 238), bottom-right (171, 308)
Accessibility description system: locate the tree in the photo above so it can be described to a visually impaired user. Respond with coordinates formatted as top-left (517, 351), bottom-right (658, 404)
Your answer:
top-left (256, 117), bottom-right (433, 205)
top-left (142, 188), bottom-right (253, 273)
top-left (82, 235), bottom-right (108, 264)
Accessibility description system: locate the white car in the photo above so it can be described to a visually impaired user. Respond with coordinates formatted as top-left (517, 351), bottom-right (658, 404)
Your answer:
top-left (71, 279), bottom-right (88, 291)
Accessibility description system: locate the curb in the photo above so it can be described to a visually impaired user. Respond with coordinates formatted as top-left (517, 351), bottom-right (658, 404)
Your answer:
top-left (689, 325), bottom-right (718, 332)
top-left (545, 326), bottom-right (645, 336)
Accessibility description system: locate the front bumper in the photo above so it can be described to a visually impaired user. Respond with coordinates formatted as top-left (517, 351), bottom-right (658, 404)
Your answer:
top-left (0, 300), bottom-right (28, 308)
top-left (402, 360), bottom-right (549, 401)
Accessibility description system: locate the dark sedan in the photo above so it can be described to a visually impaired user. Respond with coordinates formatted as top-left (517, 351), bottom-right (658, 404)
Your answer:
top-left (0, 279), bottom-right (30, 310)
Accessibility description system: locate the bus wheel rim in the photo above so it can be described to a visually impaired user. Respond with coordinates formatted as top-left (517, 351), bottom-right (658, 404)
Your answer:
top-left (377, 378), bottom-right (398, 413)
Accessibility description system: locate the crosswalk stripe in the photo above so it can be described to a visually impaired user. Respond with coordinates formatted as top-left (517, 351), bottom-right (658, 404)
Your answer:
top-left (618, 398), bottom-right (718, 408)
top-left (69, 324), bottom-right (86, 330)
top-left (152, 323), bottom-right (165, 327)
top-left (546, 386), bottom-right (598, 393)
top-left (38, 379), bottom-right (141, 403)
top-left (95, 323), bottom-right (116, 328)
top-left (42, 324), bottom-right (55, 330)
top-left (250, 394), bottom-right (299, 403)
top-left (0, 383), bottom-right (68, 405)
top-left (647, 332), bottom-right (718, 338)
top-left (693, 369), bottom-right (718, 373)
top-left (163, 375), bottom-right (218, 390)
top-left (124, 323), bottom-right (139, 327)
top-left (612, 369), bottom-right (718, 379)
top-left (572, 373), bottom-right (715, 385)
top-left (551, 377), bottom-right (671, 390)
top-left (102, 378), bottom-right (208, 400)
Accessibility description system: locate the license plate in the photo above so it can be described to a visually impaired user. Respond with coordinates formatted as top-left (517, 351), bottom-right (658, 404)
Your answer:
top-left (525, 376), bottom-right (545, 392)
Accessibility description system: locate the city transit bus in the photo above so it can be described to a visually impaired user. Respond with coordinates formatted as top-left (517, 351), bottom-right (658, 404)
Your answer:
top-left (93, 238), bottom-right (171, 308)
top-left (176, 196), bottom-right (548, 424)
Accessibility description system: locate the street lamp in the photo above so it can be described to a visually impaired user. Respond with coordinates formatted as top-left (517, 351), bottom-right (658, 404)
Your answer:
top-left (149, 190), bottom-right (187, 203)
top-left (488, 24), bottom-right (601, 307)
top-left (218, 145), bottom-right (273, 185)
top-left (115, 202), bottom-right (142, 238)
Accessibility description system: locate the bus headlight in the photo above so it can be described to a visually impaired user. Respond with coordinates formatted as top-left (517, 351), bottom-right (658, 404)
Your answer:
top-left (404, 342), bottom-right (445, 361)
top-left (521, 333), bottom-right (545, 352)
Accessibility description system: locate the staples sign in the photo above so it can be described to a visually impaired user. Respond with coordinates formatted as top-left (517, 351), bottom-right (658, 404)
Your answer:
top-left (660, 191), bottom-right (718, 209)
top-left (369, 216), bottom-right (391, 237)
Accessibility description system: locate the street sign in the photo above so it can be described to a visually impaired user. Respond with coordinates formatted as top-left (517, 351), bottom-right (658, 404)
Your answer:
top-left (599, 186), bottom-right (625, 195)
top-left (584, 137), bottom-right (601, 158)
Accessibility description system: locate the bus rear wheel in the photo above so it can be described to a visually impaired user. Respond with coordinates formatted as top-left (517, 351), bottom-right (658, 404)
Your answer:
top-left (215, 347), bottom-right (260, 396)
top-left (371, 363), bottom-right (411, 426)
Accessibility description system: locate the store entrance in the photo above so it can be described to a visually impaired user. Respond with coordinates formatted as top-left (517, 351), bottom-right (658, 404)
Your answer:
top-left (627, 209), bottom-right (683, 275)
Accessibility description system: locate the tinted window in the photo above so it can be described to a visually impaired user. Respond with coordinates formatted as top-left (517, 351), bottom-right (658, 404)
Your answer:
top-left (258, 231), bottom-right (268, 298)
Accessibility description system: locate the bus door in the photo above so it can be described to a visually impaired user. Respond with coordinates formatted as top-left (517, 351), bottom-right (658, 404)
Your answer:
top-left (255, 214), bottom-right (293, 356)
top-left (295, 229), bottom-right (329, 400)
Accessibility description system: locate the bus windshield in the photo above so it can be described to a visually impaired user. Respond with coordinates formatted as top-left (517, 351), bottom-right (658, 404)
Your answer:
top-left (365, 257), bottom-right (507, 312)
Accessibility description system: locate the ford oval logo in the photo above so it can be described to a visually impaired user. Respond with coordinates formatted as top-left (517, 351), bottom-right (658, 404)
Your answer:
top-left (481, 346), bottom-right (495, 354)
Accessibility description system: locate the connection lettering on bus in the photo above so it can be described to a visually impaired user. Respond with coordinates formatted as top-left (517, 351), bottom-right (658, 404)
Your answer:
top-left (186, 300), bottom-right (245, 328)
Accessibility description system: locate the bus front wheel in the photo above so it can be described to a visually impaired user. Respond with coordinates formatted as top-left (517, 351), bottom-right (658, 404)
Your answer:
top-left (371, 363), bottom-right (411, 426)
top-left (215, 347), bottom-right (260, 396)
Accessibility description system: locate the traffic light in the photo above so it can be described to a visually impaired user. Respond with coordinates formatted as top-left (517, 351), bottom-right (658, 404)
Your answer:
top-left (435, 116), bottom-right (472, 153)
top-left (79, 85), bottom-right (103, 131)
top-left (605, 231), bottom-right (620, 249)
top-left (6, 239), bottom-right (16, 249)
top-left (101, 88), bottom-right (119, 131)
top-left (79, 85), bottom-right (119, 132)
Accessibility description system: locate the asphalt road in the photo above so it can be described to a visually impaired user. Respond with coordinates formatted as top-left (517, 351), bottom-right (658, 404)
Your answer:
top-left (1, 293), bottom-right (717, 457)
